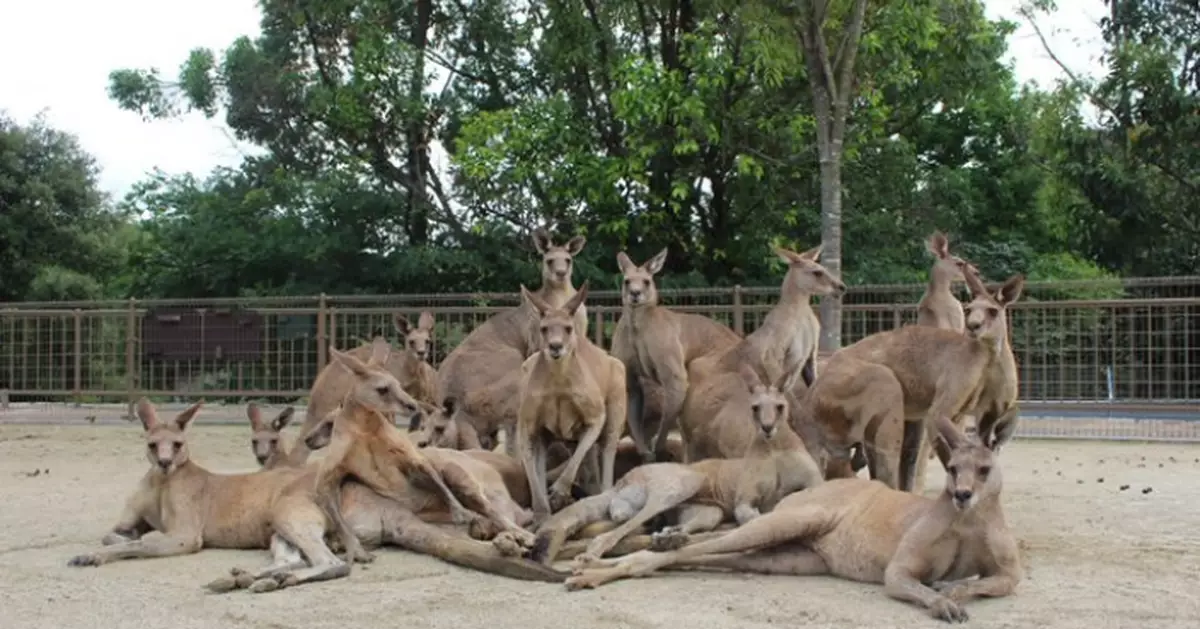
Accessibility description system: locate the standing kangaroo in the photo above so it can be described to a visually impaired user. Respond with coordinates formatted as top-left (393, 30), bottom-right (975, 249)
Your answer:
top-left (679, 243), bottom-right (845, 463)
top-left (610, 248), bottom-right (741, 463)
top-left (821, 272), bottom-right (1025, 492)
top-left (516, 282), bottom-right (627, 516)
top-left (916, 231), bottom-right (979, 331)
top-left (436, 227), bottom-right (589, 453)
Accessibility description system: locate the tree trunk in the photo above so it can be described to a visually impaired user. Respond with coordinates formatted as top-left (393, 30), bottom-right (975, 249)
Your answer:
top-left (817, 146), bottom-right (843, 352)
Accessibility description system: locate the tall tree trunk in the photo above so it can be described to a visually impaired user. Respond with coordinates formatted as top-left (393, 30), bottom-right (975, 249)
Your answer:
top-left (786, 0), bottom-right (868, 352)
top-left (816, 141), bottom-right (843, 351)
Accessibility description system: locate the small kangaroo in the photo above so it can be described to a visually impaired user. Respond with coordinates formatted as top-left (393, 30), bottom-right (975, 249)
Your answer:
top-left (564, 415), bottom-right (1022, 624)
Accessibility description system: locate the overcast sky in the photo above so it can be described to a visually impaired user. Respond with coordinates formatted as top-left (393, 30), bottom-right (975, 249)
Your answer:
top-left (0, 0), bottom-right (1110, 201)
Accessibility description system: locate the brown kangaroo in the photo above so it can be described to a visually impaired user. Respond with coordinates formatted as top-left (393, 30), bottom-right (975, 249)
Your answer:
top-left (609, 248), bottom-right (741, 462)
top-left (436, 227), bottom-right (589, 454)
top-left (66, 399), bottom-right (359, 594)
top-left (516, 282), bottom-right (627, 516)
top-left (529, 364), bottom-right (824, 567)
top-left (563, 415), bottom-right (1022, 624)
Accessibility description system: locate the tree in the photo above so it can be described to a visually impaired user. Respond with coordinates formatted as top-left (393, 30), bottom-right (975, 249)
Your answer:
top-left (769, 0), bottom-right (868, 350)
top-left (0, 112), bottom-right (130, 302)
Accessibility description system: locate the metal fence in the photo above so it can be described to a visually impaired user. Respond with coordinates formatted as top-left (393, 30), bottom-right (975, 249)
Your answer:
top-left (2, 276), bottom-right (1199, 439)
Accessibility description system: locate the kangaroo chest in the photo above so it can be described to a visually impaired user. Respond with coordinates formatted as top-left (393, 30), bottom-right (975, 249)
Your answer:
top-left (533, 388), bottom-right (605, 440)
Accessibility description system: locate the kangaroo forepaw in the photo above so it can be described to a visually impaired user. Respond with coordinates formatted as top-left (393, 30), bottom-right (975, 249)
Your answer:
top-left (548, 486), bottom-right (576, 512)
top-left (929, 597), bottom-right (970, 623)
top-left (66, 553), bottom-right (102, 567)
top-left (467, 516), bottom-right (502, 541)
top-left (650, 527), bottom-right (690, 552)
top-left (345, 547), bottom-right (376, 564)
top-left (204, 576), bottom-right (240, 594)
top-left (492, 530), bottom-right (535, 557)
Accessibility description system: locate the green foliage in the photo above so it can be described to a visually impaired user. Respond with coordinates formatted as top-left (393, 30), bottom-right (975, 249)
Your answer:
top-left (6, 0), bottom-right (1197, 306)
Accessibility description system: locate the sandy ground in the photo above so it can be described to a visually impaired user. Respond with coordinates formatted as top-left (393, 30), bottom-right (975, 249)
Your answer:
top-left (2, 425), bottom-right (1199, 629)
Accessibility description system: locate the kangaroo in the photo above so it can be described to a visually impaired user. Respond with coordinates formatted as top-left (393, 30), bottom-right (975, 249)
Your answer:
top-left (290, 332), bottom-right (426, 463)
top-left (563, 415), bottom-right (1022, 624)
top-left (390, 310), bottom-right (441, 405)
top-left (916, 231), bottom-right (979, 331)
top-left (66, 399), bottom-right (360, 594)
top-left (679, 243), bottom-right (844, 463)
top-left (529, 364), bottom-right (824, 567)
top-left (436, 227), bottom-right (589, 454)
top-left (248, 403), bottom-right (297, 467)
top-left (240, 388), bottom-right (565, 583)
top-left (516, 282), bottom-right (627, 516)
top-left (610, 248), bottom-right (741, 462)
top-left (249, 399), bottom-right (537, 512)
top-left (826, 272), bottom-right (1025, 492)
top-left (305, 399), bottom-right (538, 553)
top-left (409, 399), bottom-right (687, 499)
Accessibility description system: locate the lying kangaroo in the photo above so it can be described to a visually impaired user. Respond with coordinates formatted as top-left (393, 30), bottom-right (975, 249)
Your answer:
top-left (516, 281), bottom-right (627, 515)
top-left (530, 365), bottom-right (824, 567)
top-left (67, 399), bottom-right (359, 594)
top-left (437, 227), bottom-right (589, 453)
top-left (410, 399), bottom-right (683, 491)
top-left (679, 243), bottom-right (844, 463)
top-left (307, 399), bottom-right (537, 547)
top-left (610, 248), bottom-right (740, 462)
top-left (823, 272), bottom-right (1024, 492)
top-left (313, 345), bottom-right (529, 537)
top-left (291, 334), bottom-right (425, 463)
top-left (563, 414), bottom-right (1022, 624)
top-left (240, 376), bottom-right (564, 583)
top-left (916, 231), bottom-right (978, 330)
top-left (249, 399), bottom-right (537, 512)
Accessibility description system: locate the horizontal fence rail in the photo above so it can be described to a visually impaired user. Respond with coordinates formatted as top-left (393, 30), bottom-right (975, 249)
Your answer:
top-left (2, 276), bottom-right (1199, 443)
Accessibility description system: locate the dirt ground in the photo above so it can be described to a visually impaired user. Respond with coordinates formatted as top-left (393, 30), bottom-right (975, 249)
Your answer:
top-left (2, 424), bottom-right (1199, 629)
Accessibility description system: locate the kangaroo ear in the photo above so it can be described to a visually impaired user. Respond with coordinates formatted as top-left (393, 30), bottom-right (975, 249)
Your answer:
top-left (799, 244), bottom-right (823, 262)
top-left (247, 402), bottom-right (264, 430)
top-left (927, 231), bottom-right (949, 259)
top-left (369, 336), bottom-right (391, 366)
top-left (565, 281), bottom-right (589, 316)
top-left (136, 397), bottom-right (160, 432)
top-left (175, 400), bottom-right (204, 431)
top-left (933, 415), bottom-right (967, 452)
top-left (520, 285), bottom-right (552, 317)
top-left (330, 345), bottom-right (372, 378)
top-left (271, 407), bottom-right (295, 432)
top-left (616, 251), bottom-right (635, 274)
top-left (417, 311), bottom-right (435, 331)
top-left (645, 248), bottom-right (668, 275)
top-left (995, 274), bottom-right (1025, 306)
top-left (737, 364), bottom-right (763, 393)
top-left (393, 314), bottom-right (412, 336)
top-left (531, 227), bottom-right (552, 254)
top-left (565, 234), bottom-right (587, 256)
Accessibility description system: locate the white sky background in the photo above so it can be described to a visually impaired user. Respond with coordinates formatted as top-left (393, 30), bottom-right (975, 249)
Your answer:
top-left (0, 0), bottom-right (1110, 202)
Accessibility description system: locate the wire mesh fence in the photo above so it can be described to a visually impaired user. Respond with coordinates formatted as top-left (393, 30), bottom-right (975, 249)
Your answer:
top-left (2, 276), bottom-right (1198, 441)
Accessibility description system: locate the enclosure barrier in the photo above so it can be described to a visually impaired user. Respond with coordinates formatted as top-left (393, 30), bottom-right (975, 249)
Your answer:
top-left (1, 276), bottom-right (1198, 441)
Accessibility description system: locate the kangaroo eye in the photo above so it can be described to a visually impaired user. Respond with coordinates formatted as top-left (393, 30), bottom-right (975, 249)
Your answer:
top-left (776, 404), bottom-right (786, 414)
top-left (978, 466), bottom-right (991, 477)
top-left (564, 326), bottom-right (574, 335)
top-left (375, 386), bottom-right (389, 396)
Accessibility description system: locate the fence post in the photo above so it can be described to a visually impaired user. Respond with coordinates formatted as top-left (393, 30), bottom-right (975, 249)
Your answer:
top-left (73, 308), bottom-right (82, 407)
top-left (732, 285), bottom-right (744, 335)
top-left (316, 293), bottom-right (328, 370)
top-left (329, 307), bottom-right (339, 356)
top-left (594, 309), bottom-right (603, 348)
top-left (125, 298), bottom-right (137, 419)
top-left (893, 307), bottom-right (902, 330)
